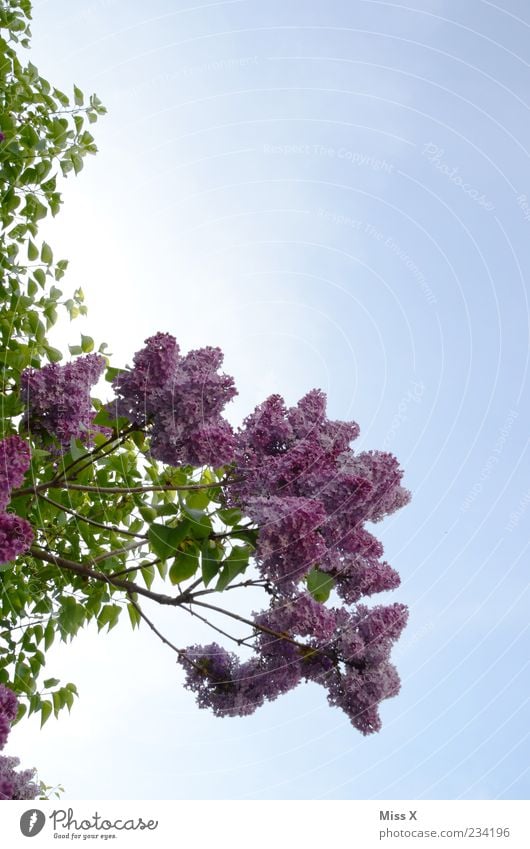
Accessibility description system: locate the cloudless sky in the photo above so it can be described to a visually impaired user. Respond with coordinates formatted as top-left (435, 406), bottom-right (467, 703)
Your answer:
top-left (9, 0), bottom-right (529, 800)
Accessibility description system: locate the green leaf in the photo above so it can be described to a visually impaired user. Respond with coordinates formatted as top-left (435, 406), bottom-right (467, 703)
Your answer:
top-left (186, 512), bottom-right (212, 540)
top-left (148, 521), bottom-right (190, 560)
top-left (140, 565), bottom-right (155, 589)
top-left (105, 366), bottom-right (124, 383)
top-left (97, 604), bottom-right (121, 632)
top-left (201, 542), bottom-right (221, 587)
top-left (138, 504), bottom-right (157, 522)
top-left (68, 437), bottom-right (86, 461)
top-left (169, 547), bottom-right (200, 584)
top-left (40, 700), bottom-right (53, 727)
top-left (33, 267), bottom-right (46, 287)
top-left (44, 622), bottom-right (56, 652)
top-left (43, 677), bottom-right (60, 689)
top-left (306, 568), bottom-right (335, 603)
top-left (44, 346), bottom-right (62, 363)
top-left (27, 239), bottom-right (38, 260)
top-left (81, 334), bottom-right (94, 353)
top-left (52, 690), bottom-right (63, 716)
top-left (217, 508), bottom-right (243, 526)
top-left (216, 544), bottom-right (253, 591)
top-left (127, 603), bottom-right (141, 630)
top-left (41, 241), bottom-right (53, 264)
top-left (186, 488), bottom-right (211, 510)
top-left (73, 84), bottom-right (84, 106)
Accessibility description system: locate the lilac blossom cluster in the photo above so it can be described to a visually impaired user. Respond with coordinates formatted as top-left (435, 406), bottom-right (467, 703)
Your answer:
top-left (0, 685), bottom-right (39, 800)
top-left (180, 596), bottom-right (408, 734)
top-left (0, 435), bottom-right (33, 565)
top-left (180, 388), bottom-right (411, 732)
top-left (232, 390), bottom-right (410, 600)
top-left (111, 333), bottom-right (237, 467)
top-left (20, 354), bottom-right (106, 450)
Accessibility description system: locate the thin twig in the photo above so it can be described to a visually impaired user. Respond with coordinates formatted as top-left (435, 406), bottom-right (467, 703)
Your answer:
top-left (90, 539), bottom-right (147, 564)
top-left (190, 599), bottom-right (309, 651)
top-left (126, 596), bottom-right (185, 659)
top-left (14, 476), bottom-right (237, 498)
top-left (38, 492), bottom-right (147, 539)
top-left (180, 603), bottom-right (246, 647)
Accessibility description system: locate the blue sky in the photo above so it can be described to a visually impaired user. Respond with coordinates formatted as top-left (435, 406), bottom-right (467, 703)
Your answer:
top-left (8, 0), bottom-right (529, 799)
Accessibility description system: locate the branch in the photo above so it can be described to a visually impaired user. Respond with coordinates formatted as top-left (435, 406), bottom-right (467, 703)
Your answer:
top-left (190, 599), bottom-right (310, 651)
top-left (38, 492), bottom-right (147, 539)
top-left (126, 597), bottom-right (185, 659)
top-left (108, 558), bottom-right (161, 579)
top-left (90, 539), bottom-right (147, 564)
top-left (14, 476), bottom-right (237, 498)
top-left (180, 602), bottom-right (250, 647)
top-left (50, 424), bottom-right (137, 484)
top-left (29, 546), bottom-right (189, 607)
top-left (190, 578), bottom-right (269, 598)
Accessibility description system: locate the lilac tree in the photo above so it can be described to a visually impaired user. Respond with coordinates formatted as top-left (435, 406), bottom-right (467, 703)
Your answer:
top-left (0, 0), bottom-right (411, 798)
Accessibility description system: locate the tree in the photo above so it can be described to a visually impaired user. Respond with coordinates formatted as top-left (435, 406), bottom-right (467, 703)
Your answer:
top-left (0, 1), bottom-right (411, 799)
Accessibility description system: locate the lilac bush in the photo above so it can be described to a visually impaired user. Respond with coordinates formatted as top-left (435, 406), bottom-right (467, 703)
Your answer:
top-left (0, 685), bottom-right (39, 800)
top-left (13, 330), bottom-right (411, 735)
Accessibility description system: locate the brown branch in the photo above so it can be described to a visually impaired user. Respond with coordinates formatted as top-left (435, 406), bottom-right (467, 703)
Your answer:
top-left (108, 558), bottom-right (157, 579)
top-left (190, 579), bottom-right (268, 598)
top-left (190, 599), bottom-right (309, 651)
top-left (29, 546), bottom-right (189, 607)
top-left (180, 602), bottom-right (248, 647)
top-left (38, 492), bottom-right (147, 539)
top-left (126, 597), bottom-right (186, 658)
top-left (90, 539), bottom-right (147, 564)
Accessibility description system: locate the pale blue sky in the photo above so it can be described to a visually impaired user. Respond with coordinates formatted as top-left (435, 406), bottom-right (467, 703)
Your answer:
top-left (9, 0), bottom-right (529, 799)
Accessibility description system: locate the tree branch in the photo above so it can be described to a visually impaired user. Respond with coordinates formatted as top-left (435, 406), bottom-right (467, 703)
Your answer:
top-left (29, 546), bottom-right (188, 607)
top-left (14, 476), bottom-right (237, 498)
top-left (38, 492), bottom-right (147, 539)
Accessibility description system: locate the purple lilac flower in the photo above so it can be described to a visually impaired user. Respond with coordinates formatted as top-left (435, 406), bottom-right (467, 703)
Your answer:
top-left (233, 390), bottom-right (359, 501)
top-left (0, 436), bottom-right (31, 510)
top-left (255, 593), bottom-right (338, 643)
top-left (0, 716), bottom-right (10, 750)
top-left (231, 390), bottom-right (409, 599)
top-left (0, 757), bottom-right (39, 800)
top-left (21, 354), bottom-right (106, 449)
top-left (178, 642), bottom-right (302, 717)
top-left (111, 332), bottom-right (180, 425)
top-left (111, 334), bottom-right (237, 467)
top-left (0, 684), bottom-right (18, 725)
top-left (0, 512), bottom-right (34, 564)
top-left (245, 496), bottom-right (328, 587)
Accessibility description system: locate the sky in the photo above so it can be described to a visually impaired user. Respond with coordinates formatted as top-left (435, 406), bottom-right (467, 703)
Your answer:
top-left (7, 0), bottom-right (529, 800)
